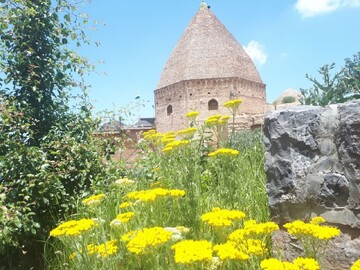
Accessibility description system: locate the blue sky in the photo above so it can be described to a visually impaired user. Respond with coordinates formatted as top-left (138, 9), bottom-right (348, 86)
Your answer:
top-left (80, 0), bottom-right (360, 120)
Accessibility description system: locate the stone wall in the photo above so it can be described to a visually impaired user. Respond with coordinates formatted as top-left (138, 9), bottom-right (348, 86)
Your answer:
top-left (263, 100), bottom-right (360, 269)
top-left (154, 77), bottom-right (266, 132)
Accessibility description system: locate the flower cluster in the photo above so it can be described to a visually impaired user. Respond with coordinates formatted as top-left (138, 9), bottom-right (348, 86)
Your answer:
top-left (208, 148), bottom-right (239, 157)
top-left (201, 207), bottom-right (246, 227)
top-left (351, 259), bottom-right (360, 270)
top-left (284, 217), bottom-right (341, 240)
top-left (82, 194), bottom-right (105, 206)
top-left (119, 201), bottom-right (133, 209)
top-left (223, 99), bottom-right (242, 110)
top-left (87, 240), bottom-right (118, 258)
top-left (162, 139), bottom-right (190, 153)
top-left (205, 114), bottom-right (230, 126)
top-left (177, 127), bottom-right (197, 138)
top-left (211, 220), bottom-right (279, 261)
top-left (123, 227), bottom-right (172, 254)
top-left (172, 240), bottom-right (213, 264)
top-left (161, 132), bottom-right (176, 144)
top-left (213, 242), bottom-right (249, 261)
top-left (124, 188), bottom-right (186, 202)
top-left (185, 111), bottom-right (200, 119)
top-left (228, 220), bottom-right (279, 239)
top-left (260, 257), bottom-right (320, 270)
top-left (50, 219), bottom-right (97, 237)
top-left (110, 212), bottom-right (135, 226)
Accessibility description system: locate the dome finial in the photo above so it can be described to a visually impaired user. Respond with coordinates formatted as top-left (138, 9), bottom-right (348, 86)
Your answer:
top-left (200, 1), bottom-right (207, 9)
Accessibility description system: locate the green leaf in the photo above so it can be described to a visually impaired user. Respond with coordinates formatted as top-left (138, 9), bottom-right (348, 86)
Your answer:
top-left (64, 14), bottom-right (70, 22)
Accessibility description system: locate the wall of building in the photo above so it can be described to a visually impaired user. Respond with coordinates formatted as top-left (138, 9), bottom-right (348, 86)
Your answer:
top-left (154, 77), bottom-right (266, 132)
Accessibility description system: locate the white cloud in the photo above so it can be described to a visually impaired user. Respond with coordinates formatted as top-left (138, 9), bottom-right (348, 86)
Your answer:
top-left (295, 0), bottom-right (360, 18)
top-left (244, 41), bottom-right (267, 67)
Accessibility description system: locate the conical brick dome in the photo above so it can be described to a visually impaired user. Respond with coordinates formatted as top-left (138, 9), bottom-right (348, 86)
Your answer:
top-left (157, 3), bottom-right (263, 89)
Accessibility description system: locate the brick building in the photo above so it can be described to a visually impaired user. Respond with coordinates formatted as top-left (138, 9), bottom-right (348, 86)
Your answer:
top-left (154, 2), bottom-right (266, 132)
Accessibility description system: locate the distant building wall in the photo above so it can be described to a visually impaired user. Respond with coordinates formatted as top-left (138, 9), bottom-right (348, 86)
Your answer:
top-left (155, 77), bottom-right (266, 132)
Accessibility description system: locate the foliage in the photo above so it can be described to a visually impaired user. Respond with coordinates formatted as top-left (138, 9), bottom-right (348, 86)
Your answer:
top-left (300, 52), bottom-right (360, 106)
top-left (281, 96), bottom-right (296, 104)
top-left (0, 0), bottom-right (92, 145)
top-left (0, 0), bottom-right (118, 268)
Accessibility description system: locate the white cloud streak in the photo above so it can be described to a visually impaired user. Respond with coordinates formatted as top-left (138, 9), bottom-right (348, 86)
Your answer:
top-left (244, 41), bottom-right (267, 67)
top-left (295, 0), bottom-right (360, 18)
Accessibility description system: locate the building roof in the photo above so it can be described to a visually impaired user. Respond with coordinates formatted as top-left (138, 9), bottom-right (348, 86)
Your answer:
top-left (156, 2), bottom-right (263, 89)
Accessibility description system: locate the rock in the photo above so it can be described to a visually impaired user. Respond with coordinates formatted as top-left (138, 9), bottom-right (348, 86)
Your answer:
top-left (264, 100), bottom-right (360, 270)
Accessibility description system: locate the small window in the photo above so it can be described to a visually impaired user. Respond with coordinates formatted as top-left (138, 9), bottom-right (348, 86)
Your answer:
top-left (208, 99), bottom-right (218, 110)
top-left (167, 105), bottom-right (173, 116)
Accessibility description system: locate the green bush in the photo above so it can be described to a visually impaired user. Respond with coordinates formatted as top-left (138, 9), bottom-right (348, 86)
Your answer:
top-left (282, 96), bottom-right (296, 104)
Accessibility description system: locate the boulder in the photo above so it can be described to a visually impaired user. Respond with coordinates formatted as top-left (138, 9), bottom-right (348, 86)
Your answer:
top-left (264, 100), bottom-right (360, 269)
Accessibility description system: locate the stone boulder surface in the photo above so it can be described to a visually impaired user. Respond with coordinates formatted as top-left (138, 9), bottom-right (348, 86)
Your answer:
top-left (264, 100), bottom-right (360, 269)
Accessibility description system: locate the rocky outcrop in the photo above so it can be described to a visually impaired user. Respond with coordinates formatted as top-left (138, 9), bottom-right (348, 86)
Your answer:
top-left (264, 100), bottom-right (360, 269)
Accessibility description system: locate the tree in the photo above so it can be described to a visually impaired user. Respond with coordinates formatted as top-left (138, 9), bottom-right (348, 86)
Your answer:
top-left (0, 0), bottom-right (92, 145)
top-left (0, 1), bottom-right (110, 268)
top-left (300, 52), bottom-right (360, 106)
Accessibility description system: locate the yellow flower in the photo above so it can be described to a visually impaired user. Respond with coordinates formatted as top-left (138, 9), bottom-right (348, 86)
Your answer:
top-left (185, 111), bottom-right (200, 119)
top-left (293, 257), bottom-right (320, 270)
top-left (310, 216), bottom-right (326, 225)
top-left (87, 240), bottom-right (118, 258)
top-left (177, 127), bottom-right (197, 138)
top-left (171, 240), bottom-right (213, 264)
top-left (126, 227), bottom-right (172, 254)
top-left (201, 207), bottom-right (246, 227)
top-left (351, 259), bottom-right (360, 270)
top-left (110, 212), bottom-right (135, 226)
top-left (213, 242), bottom-right (249, 261)
top-left (50, 219), bottom-right (97, 237)
top-left (208, 148), bottom-right (239, 157)
top-left (121, 230), bottom-right (136, 242)
top-left (119, 202), bottom-right (133, 209)
top-left (284, 219), bottom-right (340, 240)
top-left (218, 115), bottom-right (231, 124)
top-left (82, 194), bottom-right (105, 206)
top-left (223, 99), bottom-right (242, 109)
top-left (205, 114), bottom-right (222, 126)
top-left (239, 239), bottom-right (268, 256)
top-left (124, 188), bottom-right (185, 202)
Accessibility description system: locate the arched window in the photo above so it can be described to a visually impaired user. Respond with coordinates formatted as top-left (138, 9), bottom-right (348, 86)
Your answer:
top-left (208, 99), bottom-right (218, 110)
top-left (167, 105), bottom-right (173, 116)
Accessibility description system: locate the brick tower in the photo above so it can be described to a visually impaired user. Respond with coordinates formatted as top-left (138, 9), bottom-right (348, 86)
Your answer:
top-left (154, 2), bottom-right (266, 132)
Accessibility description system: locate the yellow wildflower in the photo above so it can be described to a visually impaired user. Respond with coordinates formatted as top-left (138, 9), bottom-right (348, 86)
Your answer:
top-left (351, 259), bottom-right (360, 270)
top-left (213, 242), bottom-right (249, 261)
top-left (201, 207), bottom-right (246, 227)
top-left (218, 115), bottom-right (231, 124)
top-left (82, 194), bottom-right (105, 206)
top-left (121, 230), bottom-right (136, 242)
top-left (293, 257), bottom-right (320, 270)
top-left (223, 99), bottom-right (242, 109)
top-left (124, 188), bottom-right (185, 202)
top-left (208, 148), bottom-right (239, 157)
top-left (119, 201), bottom-right (133, 209)
top-left (205, 114), bottom-right (222, 126)
top-left (50, 219), bottom-right (97, 237)
top-left (110, 212), bottom-right (135, 226)
top-left (87, 240), bottom-right (118, 258)
top-left (310, 216), bottom-right (326, 225)
top-left (126, 227), bottom-right (172, 254)
top-left (284, 219), bottom-right (340, 240)
top-left (172, 240), bottom-right (213, 264)
top-left (185, 111), bottom-right (200, 119)
top-left (177, 127), bottom-right (197, 138)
